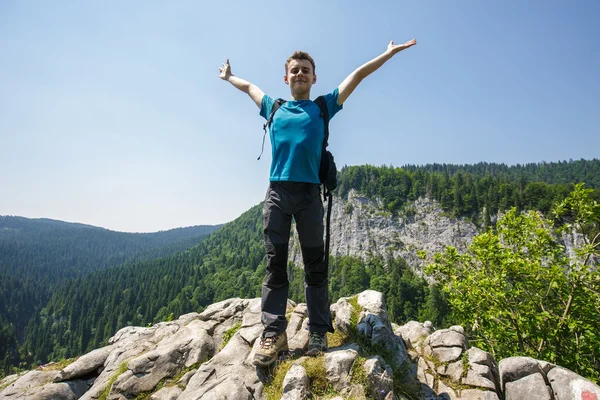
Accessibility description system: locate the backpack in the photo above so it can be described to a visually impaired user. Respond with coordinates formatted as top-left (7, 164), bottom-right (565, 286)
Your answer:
top-left (258, 95), bottom-right (337, 266)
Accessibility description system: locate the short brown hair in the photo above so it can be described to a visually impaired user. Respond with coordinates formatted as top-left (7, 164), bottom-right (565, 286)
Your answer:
top-left (285, 51), bottom-right (315, 74)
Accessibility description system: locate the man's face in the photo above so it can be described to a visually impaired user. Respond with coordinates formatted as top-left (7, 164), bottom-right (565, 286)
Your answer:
top-left (284, 59), bottom-right (316, 95)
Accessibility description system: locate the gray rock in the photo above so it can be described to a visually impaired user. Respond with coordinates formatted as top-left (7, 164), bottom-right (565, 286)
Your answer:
top-left (241, 298), bottom-right (262, 328)
top-left (537, 360), bottom-right (556, 375)
top-left (55, 345), bottom-right (114, 382)
top-left (340, 384), bottom-right (367, 399)
top-left (358, 291), bottom-right (389, 319)
top-left (333, 297), bottom-right (355, 335)
top-left (179, 327), bottom-right (261, 400)
top-left (458, 389), bottom-right (500, 400)
top-left (183, 375), bottom-right (255, 400)
top-left (423, 328), bottom-right (467, 365)
top-left (109, 319), bottom-right (215, 397)
top-left (425, 329), bottom-right (468, 349)
top-left (288, 318), bottom-right (310, 355)
top-left (505, 372), bottom-right (552, 400)
top-left (441, 360), bottom-right (465, 382)
top-left (448, 326), bottom-right (464, 335)
top-left (417, 357), bottom-right (435, 387)
top-left (150, 385), bottom-right (183, 400)
top-left (416, 341), bottom-right (500, 399)
top-left (462, 348), bottom-right (500, 392)
top-left (498, 356), bottom-right (543, 392)
top-left (324, 348), bottom-right (358, 390)
top-left (281, 364), bottom-right (310, 400)
top-left (428, 346), bottom-right (464, 363)
top-left (286, 304), bottom-right (308, 340)
top-left (437, 380), bottom-right (457, 399)
top-left (357, 312), bottom-right (411, 370)
top-left (177, 369), bottom-right (197, 386)
top-left (463, 365), bottom-right (499, 392)
top-left (198, 298), bottom-right (246, 322)
top-left (0, 370), bottom-right (62, 399)
top-left (547, 366), bottom-right (600, 400)
top-left (12, 381), bottom-right (88, 400)
top-left (396, 320), bottom-right (435, 351)
top-left (364, 356), bottom-right (394, 400)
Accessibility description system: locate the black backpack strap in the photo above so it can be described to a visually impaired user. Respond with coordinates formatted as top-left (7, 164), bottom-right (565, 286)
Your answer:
top-left (325, 190), bottom-right (333, 268)
top-left (258, 98), bottom-right (286, 160)
top-left (314, 96), bottom-right (330, 201)
top-left (314, 96), bottom-right (330, 148)
top-left (315, 96), bottom-right (333, 269)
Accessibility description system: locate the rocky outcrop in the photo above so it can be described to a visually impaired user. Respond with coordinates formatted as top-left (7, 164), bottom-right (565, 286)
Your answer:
top-left (2, 290), bottom-right (598, 400)
top-left (397, 321), bottom-right (600, 400)
top-left (0, 290), bottom-right (417, 400)
top-left (290, 193), bottom-right (480, 273)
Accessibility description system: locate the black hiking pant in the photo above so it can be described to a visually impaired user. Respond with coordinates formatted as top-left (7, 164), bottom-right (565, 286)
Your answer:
top-left (261, 181), bottom-right (334, 338)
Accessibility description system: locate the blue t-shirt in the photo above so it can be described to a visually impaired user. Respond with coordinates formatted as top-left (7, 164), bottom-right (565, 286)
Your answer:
top-left (260, 88), bottom-right (343, 184)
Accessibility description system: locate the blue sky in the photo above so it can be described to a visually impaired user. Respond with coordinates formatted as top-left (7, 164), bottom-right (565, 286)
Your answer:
top-left (1, 1), bottom-right (599, 232)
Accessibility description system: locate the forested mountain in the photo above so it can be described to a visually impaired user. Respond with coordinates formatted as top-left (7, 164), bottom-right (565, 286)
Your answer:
top-left (2, 159), bottom-right (599, 377)
top-left (337, 158), bottom-right (600, 223)
top-left (0, 218), bottom-right (220, 375)
top-left (402, 158), bottom-right (600, 187)
top-left (0, 217), bottom-right (220, 284)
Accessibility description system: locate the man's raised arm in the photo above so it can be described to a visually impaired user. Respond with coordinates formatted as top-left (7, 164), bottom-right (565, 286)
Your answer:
top-left (219, 59), bottom-right (265, 109)
top-left (337, 39), bottom-right (417, 106)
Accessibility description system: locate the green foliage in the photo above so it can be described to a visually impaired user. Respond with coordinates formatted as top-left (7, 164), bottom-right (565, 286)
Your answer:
top-left (349, 356), bottom-right (367, 390)
top-left (337, 160), bottom-right (600, 219)
top-left (221, 322), bottom-right (242, 349)
top-left (12, 205), bottom-right (263, 372)
top-left (348, 296), bottom-right (360, 327)
top-left (301, 356), bottom-right (336, 397)
top-left (99, 362), bottom-right (128, 400)
top-left (426, 184), bottom-right (600, 382)
top-left (37, 357), bottom-right (78, 371)
top-left (262, 359), bottom-right (294, 400)
top-left (0, 218), bottom-right (218, 375)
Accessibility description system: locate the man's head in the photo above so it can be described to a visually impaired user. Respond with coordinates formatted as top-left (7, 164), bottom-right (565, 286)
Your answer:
top-left (284, 51), bottom-right (316, 99)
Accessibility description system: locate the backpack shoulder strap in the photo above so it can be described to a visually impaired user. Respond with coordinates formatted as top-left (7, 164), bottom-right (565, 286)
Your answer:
top-left (258, 98), bottom-right (286, 160)
top-left (315, 96), bottom-right (334, 272)
top-left (314, 96), bottom-right (330, 147)
top-left (264, 98), bottom-right (286, 131)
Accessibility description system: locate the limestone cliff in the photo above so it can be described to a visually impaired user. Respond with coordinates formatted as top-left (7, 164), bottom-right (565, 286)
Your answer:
top-left (290, 191), bottom-right (479, 272)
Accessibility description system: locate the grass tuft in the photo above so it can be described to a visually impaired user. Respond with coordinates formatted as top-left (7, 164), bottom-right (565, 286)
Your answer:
top-left (263, 359), bottom-right (294, 400)
top-left (37, 357), bottom-right (78, 371)
top-left (98, 362), bottom-right (128, 400)
top-left (302, 356), bottom-right (336, 398)
top-left (221, 322), bottom-right (242, 349)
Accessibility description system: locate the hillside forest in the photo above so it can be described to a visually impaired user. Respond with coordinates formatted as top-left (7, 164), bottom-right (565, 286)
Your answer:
top-left (1, 158), bottom-right (598, 382)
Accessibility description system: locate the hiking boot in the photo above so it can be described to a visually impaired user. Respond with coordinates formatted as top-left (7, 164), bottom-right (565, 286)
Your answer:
top-left (306, 331), bottom-right (327, 356)
top-left (252, 332), bottom-right (288, 367)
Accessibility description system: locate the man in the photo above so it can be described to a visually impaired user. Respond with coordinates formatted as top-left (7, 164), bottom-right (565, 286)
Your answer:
top-left (219, 39), bottom-right (417, 367)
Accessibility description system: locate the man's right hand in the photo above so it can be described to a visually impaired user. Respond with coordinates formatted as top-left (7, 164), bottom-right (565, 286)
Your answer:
top-left (218, 59), bottom-right (264, 109)
top-left (219, 59), bottom-right (232, 81)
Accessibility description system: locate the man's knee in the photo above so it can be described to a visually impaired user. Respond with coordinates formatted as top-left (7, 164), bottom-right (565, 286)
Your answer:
top-left (264, 269), bottom-right (289, 288)
top-left (305, 270), bottom-right (327, 287)
top-left (264, 243), bottom-right (289, 287)
top-left (301, 245), bottom-right (324, 265)
top-left (301, 245), bottom-right (327, 286)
